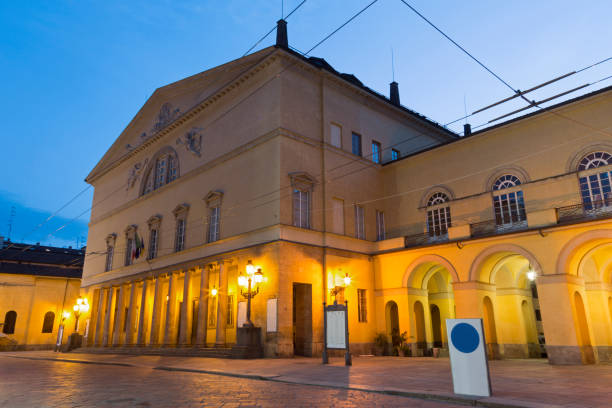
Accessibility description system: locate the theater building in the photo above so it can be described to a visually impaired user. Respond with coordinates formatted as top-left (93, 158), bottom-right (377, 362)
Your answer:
top-left (79, 23), bottom-right (612, 364)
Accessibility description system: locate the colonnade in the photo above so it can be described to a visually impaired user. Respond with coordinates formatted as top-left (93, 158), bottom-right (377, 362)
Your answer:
top-left (87, 260), bottom-right (233, 348)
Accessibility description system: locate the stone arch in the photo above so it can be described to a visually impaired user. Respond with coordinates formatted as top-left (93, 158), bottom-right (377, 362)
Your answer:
top-left (566, 142), bottom-right (612, 173)
top-left (469, 244), bottom-right (543, 282)
top-left (576, 242), bottom-right (612, 282)
top-left (403, 254), bottom-right (459, 288)
top-left (556, 229), bottom-right (612, 276)
top-left (419, 185), bottom-right (455, 208)
top-left (484, 165), bottom-right (530, 192)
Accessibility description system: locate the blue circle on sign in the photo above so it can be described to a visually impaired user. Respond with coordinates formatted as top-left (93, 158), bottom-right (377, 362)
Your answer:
top-left (451, 323), bottom-right (480, 353)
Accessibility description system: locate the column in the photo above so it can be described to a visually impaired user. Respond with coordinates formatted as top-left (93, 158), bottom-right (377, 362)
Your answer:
top-left (163, 272), bottom-right (178, 346)
top-left (195, 266), bottom-right (210, 346)
top-left (102, 286), bottom-right (115, 347)
top-left (112, 284), bottom-right (126, 346)
top-left (215, 261), bottom-right (228, 347)
top-left (149, 276), bottom-right (163, 346)
top-left (125, 281), bottom-right (138, 345)
top-left (94, 287), bottom-right (107, 346)
top-left (86, 288), bottom-right (101, 347)
top-left (178, 269), bottom-right (193, 345)
top-left (136, 279), bottom-right (149, 346)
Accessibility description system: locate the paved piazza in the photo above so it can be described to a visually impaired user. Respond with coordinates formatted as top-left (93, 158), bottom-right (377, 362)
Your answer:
top-left (0, 356), bottom-right (462, 408)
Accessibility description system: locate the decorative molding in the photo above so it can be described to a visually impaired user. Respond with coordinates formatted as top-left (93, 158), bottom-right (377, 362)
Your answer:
top-left (289, 171), bottom-right (316, 191)
top-left (105, 233), bottom-right (117, 246)
top-left (204, 190), bottom-right (224, 208)
top-left (419, 185), bottom-right (455, 209)
top-left (177, 127), bottom-right (203, 157)
top-left (126, 159), bottom-right (149, 190)
top-left (566, 142), bottom-right (612, 173)
top-left (147, 214), bottom-right (163, 227)
top-left (124, 224), bottom-right (137, 238)
top-left (172, 203), bottom-right (190, 218)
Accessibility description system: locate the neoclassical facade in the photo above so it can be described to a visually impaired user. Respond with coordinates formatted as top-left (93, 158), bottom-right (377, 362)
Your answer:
top-left (79, 26), bottom-right (612, 364)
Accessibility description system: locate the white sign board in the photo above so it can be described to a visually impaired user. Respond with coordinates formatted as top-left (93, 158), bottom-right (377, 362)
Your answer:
top-left (326, 310), bottom-right (346, 349)
top-left (237, 302), bottom-right (247, 328)
top-left (266, 298), bottom-right (277, 332)
top-left (446, 318), bottom-right (491, 397)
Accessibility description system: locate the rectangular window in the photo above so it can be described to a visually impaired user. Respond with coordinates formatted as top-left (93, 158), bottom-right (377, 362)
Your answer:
top-left (175, 219), bottom-right (185, 252)
top-left (352, 132), bottom-right (362, 156)
top-left (125, 239), bottom-right (134, 266)
top-left (330, 123), bottom-right (342, 148)
top-left (355, 205), bottom-right (365, 239)
top-left (391, 149), bottom-right (400, 161)
top-left (376, 210), bottom-right (385, 241)
top-left (331, 198), bottom-right (345, 235)
top-left (427, 207), bottom-right (451, 236)
top-left (155, 156), bottom-right (167, 189)
top-left (105, 246), bottom-right (114, 272)
top-left (226, 295), bottom-right (234, 327)
top-left (357, 289), bottom-right (367, 322)
top-left (493, 192), bottom-right (526, 226)
top-left (372, 141), bottom-right (381, 164)
top-left (208, 207), bottom-right (220, 243)
top-left (293, 189), bottom-right (310, 229)
top-left (148, 229), bottom-right (158, 260)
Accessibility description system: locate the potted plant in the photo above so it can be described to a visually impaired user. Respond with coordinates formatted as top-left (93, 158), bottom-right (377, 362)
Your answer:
top-left (392, 330), bottom-right (409, 356)
top-left (373, 332), bottom-right (386, 356)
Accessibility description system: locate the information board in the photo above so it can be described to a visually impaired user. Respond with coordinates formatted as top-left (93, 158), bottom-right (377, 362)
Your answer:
top-left (266, 298), bottom-right (277, 332)
top-left (326, 310), bottom-right (346, 349)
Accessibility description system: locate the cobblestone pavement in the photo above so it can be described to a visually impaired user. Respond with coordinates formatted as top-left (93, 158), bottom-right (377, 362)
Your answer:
top-left (0, 357), bottom-right (464, 408)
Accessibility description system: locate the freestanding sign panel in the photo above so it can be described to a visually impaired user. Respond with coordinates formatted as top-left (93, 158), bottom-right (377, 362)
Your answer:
top-left (322, 301), bottom-right (351, 366)
top-left (446, 318), bottom-right (491, 397)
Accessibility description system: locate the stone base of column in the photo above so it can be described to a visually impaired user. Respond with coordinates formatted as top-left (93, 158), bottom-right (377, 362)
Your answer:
top-left (547, 345), bottom-right (595, 364)
top-left (230, 327), bottom-right (263, 359)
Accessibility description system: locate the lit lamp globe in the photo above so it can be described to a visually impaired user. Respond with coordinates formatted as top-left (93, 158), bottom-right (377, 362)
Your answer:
top-left (72, 297), bottom-right (89, 332)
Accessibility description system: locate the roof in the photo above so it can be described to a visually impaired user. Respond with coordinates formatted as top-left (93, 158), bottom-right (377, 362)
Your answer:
top-left (0, 240), bottom-right (84, 279)
top-left (288, 49), bottom-right (458, 140)
top-left (385, 84), bottom-right (612, 165)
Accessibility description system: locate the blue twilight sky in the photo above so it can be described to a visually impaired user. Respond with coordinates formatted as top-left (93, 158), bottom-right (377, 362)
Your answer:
top-left (1, 0), bottom-right (611, 248)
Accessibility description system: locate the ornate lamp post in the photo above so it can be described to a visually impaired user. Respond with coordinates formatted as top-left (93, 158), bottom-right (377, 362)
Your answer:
top-left (238, 260), bottom-right (264, 327)
top-left (72, 297), bottom-right (89, 332)
top-left (330, 271), bottom-right (351, 303)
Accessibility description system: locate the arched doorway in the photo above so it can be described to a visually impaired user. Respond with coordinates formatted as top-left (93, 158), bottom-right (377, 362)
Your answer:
top-left (385, 301), bottom-right (399, 339)
top-left (430, 304), bottom-right (442, 348)
top-left (3, 311), bottom-right (16, 334)
top-left (414, 301), bottom-right (426, 353)
top-left (471, 246), bottom-right (545, 360)
top-left (404, 255), bottom-right (457, 356)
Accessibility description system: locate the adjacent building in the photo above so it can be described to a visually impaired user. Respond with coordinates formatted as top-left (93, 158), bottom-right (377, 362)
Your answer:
top-left (79, 22), bottom-right (612, 364)
top-left (0, 238), bottom-right (83, 350)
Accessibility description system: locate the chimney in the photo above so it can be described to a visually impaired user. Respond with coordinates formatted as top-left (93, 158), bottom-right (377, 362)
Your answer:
top-left (464, 123), bottom-right (472, 136)
top-left (276, 19), bottom-right (288, 48)
top-left (389, 81), bottom-right (400, 106)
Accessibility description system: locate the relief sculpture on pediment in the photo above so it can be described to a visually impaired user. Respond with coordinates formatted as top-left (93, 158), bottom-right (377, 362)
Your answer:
top-left (177, 127), bottom-right (203, 157)
top-left (126, 158), bottom-right (149, 190)
top-left (126, 102), bottom-right (182, 151)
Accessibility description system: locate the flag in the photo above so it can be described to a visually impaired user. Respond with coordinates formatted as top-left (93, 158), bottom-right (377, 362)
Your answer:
top-left (134, 232), bottom-right (145, 260)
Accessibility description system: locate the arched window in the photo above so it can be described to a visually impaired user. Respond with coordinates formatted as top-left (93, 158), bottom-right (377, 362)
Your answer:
top-left (577, 151), bottom-right (612, 210)
top-left (426, 192), bottom-right (451, 237)
top-left (141, 147), bottom-right (179, 196)
top-left (492, 175), bottom-right (526, 226)
top-left (41, 311), bottom-right (55, 333)
top-left (3, 310), bottom-right (17, 334)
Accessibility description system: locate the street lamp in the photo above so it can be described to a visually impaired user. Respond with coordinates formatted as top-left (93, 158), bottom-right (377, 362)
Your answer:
top-left (238, 260), bottom-right (264, 327)
top-left (330, 271), bottom-right (351, 302)
top-left (72, 297), bottom-right (89, 332)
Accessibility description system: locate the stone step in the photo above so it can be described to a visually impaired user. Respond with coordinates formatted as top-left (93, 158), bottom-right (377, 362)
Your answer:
top-left (77, 346), bottom-right (235, 358)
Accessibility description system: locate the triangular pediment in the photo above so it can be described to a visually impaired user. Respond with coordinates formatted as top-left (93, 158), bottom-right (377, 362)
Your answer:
top-left (86, 46), bottom-right (278, 183)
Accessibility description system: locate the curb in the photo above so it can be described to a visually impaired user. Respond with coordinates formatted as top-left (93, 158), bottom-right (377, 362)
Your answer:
top-left (155, 365), bottom-right (549, 408)
top-left (0, 355), bottom-right (558, 408)
top-left (2, 354), bottom-right (133, 367)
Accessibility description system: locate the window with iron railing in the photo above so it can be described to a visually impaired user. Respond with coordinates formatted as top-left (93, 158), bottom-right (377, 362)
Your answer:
top-left (577, 151), bottom-right (612, 211)
top-left (492, 175), bottom-right (526, 227)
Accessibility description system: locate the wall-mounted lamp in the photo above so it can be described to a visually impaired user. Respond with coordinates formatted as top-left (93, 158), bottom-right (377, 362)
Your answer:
top-left (211, 287), bottom-right (218, 297)
top-left (527, 265), bottom-right (537, 282)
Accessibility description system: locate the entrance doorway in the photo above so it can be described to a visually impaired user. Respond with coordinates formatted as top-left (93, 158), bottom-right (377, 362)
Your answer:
top-left (292, 283), bottom-right (312, 356)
